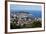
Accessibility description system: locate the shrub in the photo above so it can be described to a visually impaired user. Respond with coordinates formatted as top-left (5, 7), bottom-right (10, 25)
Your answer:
top-left (31, 20), bottom-right (42, 28)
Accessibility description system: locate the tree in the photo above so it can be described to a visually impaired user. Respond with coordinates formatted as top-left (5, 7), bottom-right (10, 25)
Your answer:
top-left (31, 20), bottom-right (41, 28)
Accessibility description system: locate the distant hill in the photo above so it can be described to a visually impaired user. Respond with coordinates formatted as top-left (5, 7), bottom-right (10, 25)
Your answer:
top-left (10, 10), bottom-right (41, 18)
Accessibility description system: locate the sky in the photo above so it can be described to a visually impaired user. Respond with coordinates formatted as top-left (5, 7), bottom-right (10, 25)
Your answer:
top-left (10, 4), bottom-right (42, 18)
top-left (10, 4), bottom-right (42, 12)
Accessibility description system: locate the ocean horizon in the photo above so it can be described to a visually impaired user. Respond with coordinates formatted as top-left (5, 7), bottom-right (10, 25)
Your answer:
top-left (10, 10), bottom-right (41, 18)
